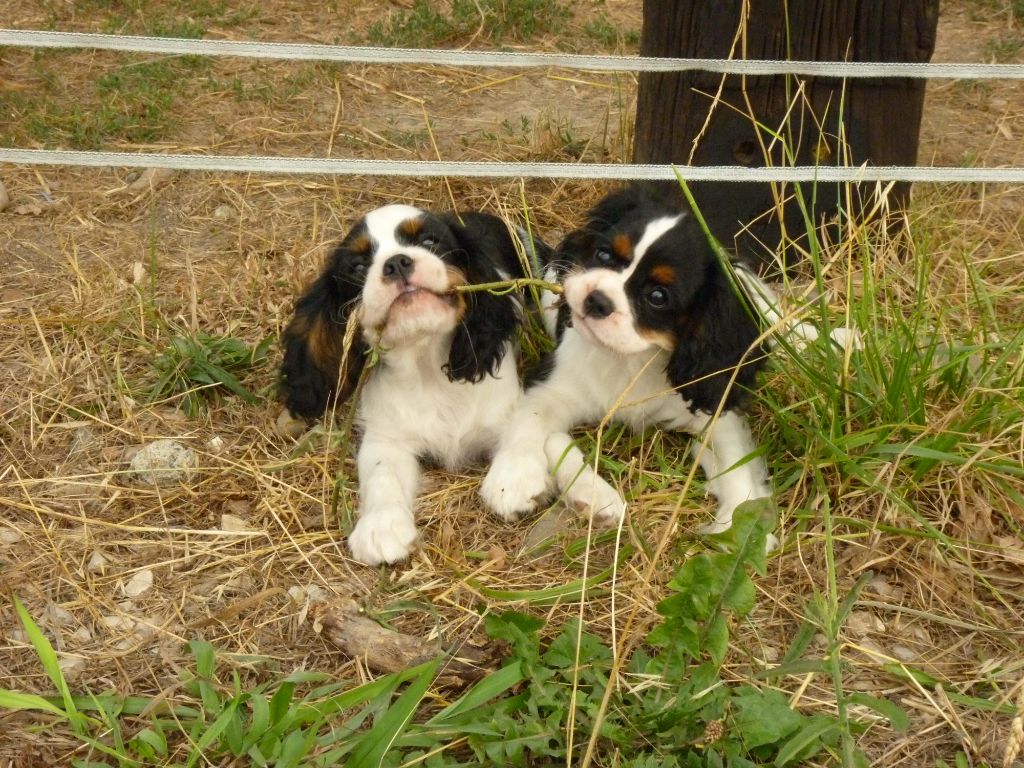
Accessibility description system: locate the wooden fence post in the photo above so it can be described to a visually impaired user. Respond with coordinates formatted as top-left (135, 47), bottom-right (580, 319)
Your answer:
top-left (634, 0), bottom-right (939, 269)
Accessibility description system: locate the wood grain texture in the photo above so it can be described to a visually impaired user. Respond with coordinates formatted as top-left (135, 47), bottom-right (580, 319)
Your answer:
top-left (634, 0), bottom-right (939, 269)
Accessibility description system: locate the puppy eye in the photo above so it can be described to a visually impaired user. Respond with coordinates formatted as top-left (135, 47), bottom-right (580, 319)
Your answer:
top-left (351, 261), bottom-right (368, 276)
top-left (647, 287), bottom-right (669, 307)
top-left (594, 249), bottom-right (613, 264)
top-left (420, 236), bottom-right (437, 248)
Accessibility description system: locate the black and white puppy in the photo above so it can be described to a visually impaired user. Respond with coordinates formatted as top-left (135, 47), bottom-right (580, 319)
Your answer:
top-left (481, 186), bottom-right (851, 540)
top-left (280, 204), bottom-right (537, 566)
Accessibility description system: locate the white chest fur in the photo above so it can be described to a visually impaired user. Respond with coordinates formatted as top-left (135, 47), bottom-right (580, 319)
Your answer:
top-left (358, 339), bottom-right (521, 469)
top-left (551, 329), bottom-right (705, 433)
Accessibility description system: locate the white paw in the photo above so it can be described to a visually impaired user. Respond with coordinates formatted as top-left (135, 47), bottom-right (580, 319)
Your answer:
top-left (348, 509), bottom-right (419, 566)
top-left (564, 474), bottom-right (626, 524)
top-left (829, 326), bottom-right (863, 351)
top-left (480, 452), bottom-right (552, 522)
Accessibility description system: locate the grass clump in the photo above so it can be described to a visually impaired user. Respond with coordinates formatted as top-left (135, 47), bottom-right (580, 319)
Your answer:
top-left (3, 54), bottom-right (207, 149)
top-left (3, 0), bottom-right (257, 149)
top-left (147, 330), bottom-right (271, 416)
top-left (366, 0), bottom-right (571, 48)
top-left (582, 13), bottom-right (640, 49)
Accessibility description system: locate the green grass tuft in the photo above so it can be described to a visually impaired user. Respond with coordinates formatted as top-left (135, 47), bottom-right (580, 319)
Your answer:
top-left (366, 0), bottom-right (571, 48)
top-left (147, 330), bottom-right (272, 416)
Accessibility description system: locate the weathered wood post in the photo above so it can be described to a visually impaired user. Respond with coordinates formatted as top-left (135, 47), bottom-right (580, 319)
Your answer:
top-left (634, 0), bottom-right (939, 269)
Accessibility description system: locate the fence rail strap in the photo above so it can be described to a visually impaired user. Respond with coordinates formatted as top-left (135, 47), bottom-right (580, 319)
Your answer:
top-left (2, 149), bottom-right (1023, 183)
top-left (3, 29), bottom-right (1024, 79)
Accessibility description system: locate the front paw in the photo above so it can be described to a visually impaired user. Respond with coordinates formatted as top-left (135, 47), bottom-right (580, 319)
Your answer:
top-left (348, 509), bottom-right (419, 566)
top-left (480, 452), bottom-right (552, 522)
top-left (564, 474), bottom-right (626, 524)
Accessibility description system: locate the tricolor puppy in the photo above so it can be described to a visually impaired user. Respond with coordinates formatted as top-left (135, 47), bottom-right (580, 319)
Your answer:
top-left (481, 186), bottom-right (850, 540)
top-left (280, 204), bottom-right (540, 566)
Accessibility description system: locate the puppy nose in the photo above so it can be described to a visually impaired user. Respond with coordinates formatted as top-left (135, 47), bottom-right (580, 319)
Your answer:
top-left (382, 254), bottom-right (414, 282)
top-left (582, 290), bottom-right (614, 319)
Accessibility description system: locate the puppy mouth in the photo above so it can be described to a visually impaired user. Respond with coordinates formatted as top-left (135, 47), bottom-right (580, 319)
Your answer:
top-left (382, 285), bottom-right (458, 320)
top-left (569, 310), bottom-right (606, 346)
top-left (392, 284), bottom-right (456, 305)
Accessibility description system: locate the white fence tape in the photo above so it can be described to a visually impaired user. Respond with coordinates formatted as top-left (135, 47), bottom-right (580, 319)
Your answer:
top-left (2, 29), bottom-right (1024, 79)
top-left (2, 149), bottom-right (1023, 183)
top-left (2, 29), bottom-right (1022, 183)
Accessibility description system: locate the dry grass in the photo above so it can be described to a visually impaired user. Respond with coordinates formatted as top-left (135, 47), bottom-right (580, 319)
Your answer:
top-left (2, 0), bottom-right (1024, 766)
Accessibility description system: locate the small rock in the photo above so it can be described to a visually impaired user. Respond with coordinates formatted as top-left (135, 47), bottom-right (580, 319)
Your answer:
top-left (219, 513), bottom-right (253, 532)
top-left (131, 261), bottom-right (147, 286)
top-left (123, 568), bottom-right (154, 598)
top-left (868, 576), bottom-right (896, 597)
top-left (58, 654), bottom-right (86, 679)
top-left (129, 439), bottom-right (197, 486)
top-left (45, 603), bottom-right (75, 627)
top-left (87, 550), bottom-right (108, 573)
top-left (224, 499), bottom-right (251, 517)
top-left (891, 644), bottom-right (917, 662)
top-left (276, 409), bottom-right (307, 439)
top-left (13, 201), bottom-right (46, 216)
top-left (100, 615), bottom-right (137, 633)
top-left (846, 610), bottom-right (885, 637)
top-left (288, 584), bottom-right (328, 604)
top-left (70, 626), bottom-right (93, 643)
top-left (206, 435), bottom-right (226, 453)
top-left (0, 179), bottom-right (9, 211)
top-left (0, 526), bottom-right (24, 545)
top-left (212, 204), bottom-right (233, 219)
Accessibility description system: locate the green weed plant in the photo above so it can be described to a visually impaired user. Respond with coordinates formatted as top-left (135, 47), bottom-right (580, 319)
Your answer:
top-left (147, 330), bottom-right (271, 416)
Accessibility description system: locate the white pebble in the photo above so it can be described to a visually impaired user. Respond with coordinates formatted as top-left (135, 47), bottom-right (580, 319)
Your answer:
top-left (123, 568), bottom-right (154, 598)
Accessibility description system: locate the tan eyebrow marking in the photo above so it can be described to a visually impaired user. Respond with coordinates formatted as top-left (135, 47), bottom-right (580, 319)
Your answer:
top-left (650, 265), bottom-right (677, 285)
top-left (612, 233), bottom-right (633, 262)
top-left (399, 217), bottom-right (424, 237)
top-left (351, 235), bottom-right (371, 254)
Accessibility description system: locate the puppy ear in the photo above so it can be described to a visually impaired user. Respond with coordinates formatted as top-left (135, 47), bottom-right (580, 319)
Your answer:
top-left (584, 185), bottom-right (650, 231)
top-left (443, 215), bottom-right (522, 383)
top-left (279, 246), bottom-right (367, 419)
top-left (666, 272), bottom-right (767, 414)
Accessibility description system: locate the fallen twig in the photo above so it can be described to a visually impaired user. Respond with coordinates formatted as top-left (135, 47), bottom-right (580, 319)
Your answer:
top-left (310, 598), bottom-right (506, 687)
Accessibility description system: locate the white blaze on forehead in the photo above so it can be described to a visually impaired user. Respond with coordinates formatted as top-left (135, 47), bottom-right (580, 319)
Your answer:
top-left (613, 214), bottom-right (683, 285)
top-left (630, 214), bottom-right (684, 267)
top-left (364, 204), bottom-right (426, 246)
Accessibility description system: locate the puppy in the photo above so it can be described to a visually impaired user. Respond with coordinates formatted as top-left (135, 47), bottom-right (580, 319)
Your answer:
top-left (281, 204), bottom-right (540, 565)
top-left (481, 186), bottom-right (851, 540)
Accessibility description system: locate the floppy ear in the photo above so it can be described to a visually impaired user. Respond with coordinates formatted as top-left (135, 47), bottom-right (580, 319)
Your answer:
top-left (666, 270), bottom-right (767, 414)
top-left (443, 216), bottom-right (522, 383)
top-left (279, 246), bottom-right (367, 419)
top-left (584, 185), bottom-right (650, 231)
